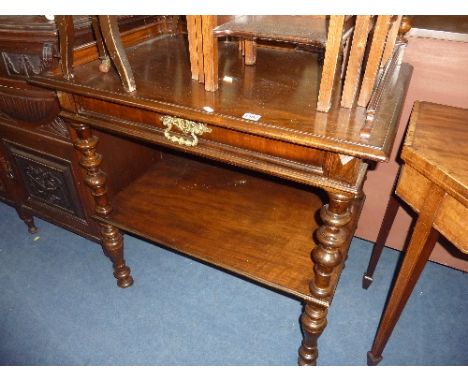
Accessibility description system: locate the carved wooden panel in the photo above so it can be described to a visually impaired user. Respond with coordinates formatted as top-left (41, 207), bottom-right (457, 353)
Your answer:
top-left (0, 43), bottom-right (57, 78)
top-left (0, 85), bottom-right (60, 124)
top-left (37, 117), bottom-right (71, 139)
top-left (4, 141), bottom-right (84, 218)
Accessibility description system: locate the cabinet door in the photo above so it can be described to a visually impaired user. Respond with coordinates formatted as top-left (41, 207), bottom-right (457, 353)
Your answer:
top-left (3, 140), bottom-right (85, 220)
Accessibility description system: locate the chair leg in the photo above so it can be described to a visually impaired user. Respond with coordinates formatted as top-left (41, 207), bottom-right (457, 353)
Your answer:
top-left (244, 39), bottom-right (256, 65)
top-left (362, 194), bottom-right (400, 289)
top-left (55, 16), bottom-right (75, 80)
top-left (317, 15), bottom-right (345, 112)
top-left (98, 16), bottom-right (136, 92)
top-left (201, 15), bottom-right (218, 92)
top-left (91, 16), bottom-right (111, 73)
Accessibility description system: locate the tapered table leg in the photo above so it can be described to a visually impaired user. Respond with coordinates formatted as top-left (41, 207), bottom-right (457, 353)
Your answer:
top-left (363, 194), bottom-right (400, 289)
top-left (367, 184), bottom-right (443, 365)
top-left (299, 191), bottom-right (353, 365)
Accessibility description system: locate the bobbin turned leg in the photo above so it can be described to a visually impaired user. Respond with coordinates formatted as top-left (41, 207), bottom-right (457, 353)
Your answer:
top-left (69, 121), bottom-right (133, 288)
top-left (101, 223), bottom-right (133, 288)
top-left (299, 192), bottom-right (353, 365)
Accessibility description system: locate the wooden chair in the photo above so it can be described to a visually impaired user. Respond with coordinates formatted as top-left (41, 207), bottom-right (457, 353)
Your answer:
top-left (55, 15), bottom-right (410, 116)
top-left (188, 15), bottom-right (409, 113)
top-left (55, 15), bottom-right (136, 92)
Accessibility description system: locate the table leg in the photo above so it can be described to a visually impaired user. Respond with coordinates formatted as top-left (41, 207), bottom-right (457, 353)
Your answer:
top-left (363, 194), bottom-right (400, 289)
top-left (367, 184), bottom-right (443, 365)
top-left (299, 191), bottom-right (353, 365)
top-left (69, 121), bottom-right (133, 288)
top-left (16, 208), bottom-right (38, 234)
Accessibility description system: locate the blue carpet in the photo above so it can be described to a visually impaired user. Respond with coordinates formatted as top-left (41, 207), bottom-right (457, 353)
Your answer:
top-left (0, 202), bottom-right (466, 365)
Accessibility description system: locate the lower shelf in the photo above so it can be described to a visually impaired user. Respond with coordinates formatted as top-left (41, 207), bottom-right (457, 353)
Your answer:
top-left (96, 153), bottom-right (335, 300)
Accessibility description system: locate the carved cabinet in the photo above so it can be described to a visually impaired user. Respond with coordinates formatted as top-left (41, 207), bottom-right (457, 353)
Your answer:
top-left (0, 16), bottom-right (173, 241)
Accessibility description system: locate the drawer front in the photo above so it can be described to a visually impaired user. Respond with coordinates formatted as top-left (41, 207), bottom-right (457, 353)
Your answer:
top-left (75, 96), bottom-right (365, 193)
top-left (77, 96), bottom-right (326, 170)
top-left (395, 165), bottom-right (430, 213)
top-left (434, 195), bottom-right (468, 253)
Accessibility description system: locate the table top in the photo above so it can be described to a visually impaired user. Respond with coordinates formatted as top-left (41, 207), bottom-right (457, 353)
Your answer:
top-left (402, 101), bottom-right (468, 207)
top-left (30, 34), bottom-right (412, 162)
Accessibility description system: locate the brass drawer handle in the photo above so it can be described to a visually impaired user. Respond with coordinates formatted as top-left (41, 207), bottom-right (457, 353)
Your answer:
top-left (161, 116), bottom-right (212, 147)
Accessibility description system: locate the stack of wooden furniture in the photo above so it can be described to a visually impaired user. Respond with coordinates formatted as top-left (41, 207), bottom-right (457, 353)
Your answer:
top-left (187, 15), bottom-right (405, 113)
top-left (1, 15), bottom-right (412, 365)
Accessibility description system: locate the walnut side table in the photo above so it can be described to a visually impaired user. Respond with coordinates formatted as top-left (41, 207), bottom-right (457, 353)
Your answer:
top-left (365, 101), bottom-right (468, 365)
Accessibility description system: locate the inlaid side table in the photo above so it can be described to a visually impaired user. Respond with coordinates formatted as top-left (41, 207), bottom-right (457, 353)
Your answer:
top-left (364, 101), bottom-right (468, 365)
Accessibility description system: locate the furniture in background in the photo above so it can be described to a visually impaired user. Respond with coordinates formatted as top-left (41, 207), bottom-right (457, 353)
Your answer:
top-left (355, 16), bottom-right (468, 272)
top-left (0, 16), bottom-right (180, 251)
top-left (364, 101), bottom-right (468, 365)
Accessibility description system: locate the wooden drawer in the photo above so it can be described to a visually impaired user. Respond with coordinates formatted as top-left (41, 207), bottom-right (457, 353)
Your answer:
top-left (396, 164), bottom-right (468, 253)
top-left (73, 96), bottom-right (365, 194)
top-left (434, 195), bottom-right (468, 253)
top-left (77, 96), bottom-right (326, 168)
top-left (395, 165), bottom-right (430, 212)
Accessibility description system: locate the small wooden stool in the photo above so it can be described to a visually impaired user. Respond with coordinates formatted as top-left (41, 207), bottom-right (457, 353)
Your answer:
top-left (363, 101), bottom-right (468, 365)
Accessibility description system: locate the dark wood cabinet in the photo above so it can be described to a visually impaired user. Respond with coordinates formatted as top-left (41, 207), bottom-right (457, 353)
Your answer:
top-left (0, 15), bottom-right (412, 365)
top-left (0, 16), bottom-right (174, 241)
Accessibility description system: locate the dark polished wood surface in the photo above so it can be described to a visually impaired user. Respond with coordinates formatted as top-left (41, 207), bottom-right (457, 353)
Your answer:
top-left (32, 35), bottom-right (412, 161)
top-left (212, 15), bottom-right (352, 46)
top-left (94, 151), bottom-right (363, 301)
top-left (409, 15), bottom-right (468, 42)
top-left (401, 102), bottom-right (468, 207)
top-left (24, 17), bottom-right (412, 365)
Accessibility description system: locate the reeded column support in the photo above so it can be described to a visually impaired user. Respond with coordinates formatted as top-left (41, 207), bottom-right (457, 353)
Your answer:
top-left (299, 191), bottom-right (353, 365)
top-left (70, 121), bottom-right (133, 288)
